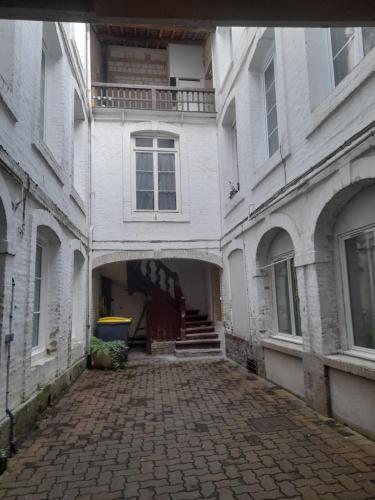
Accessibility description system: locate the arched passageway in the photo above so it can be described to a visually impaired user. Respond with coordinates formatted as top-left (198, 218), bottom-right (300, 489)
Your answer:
top-left (92, 257), bottom-right (222, 356)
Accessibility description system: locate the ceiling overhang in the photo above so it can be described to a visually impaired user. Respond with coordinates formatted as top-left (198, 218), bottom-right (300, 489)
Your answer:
top-left (0, 0), bottom-right (375, 26)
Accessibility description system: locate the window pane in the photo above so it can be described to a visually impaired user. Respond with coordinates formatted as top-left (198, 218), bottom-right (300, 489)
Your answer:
top-left (290, 259), bottom-right (302, 336)
top-left (32, 312), bottom-right (40, 348)
top-left (136, 171), bottom-right (153, 190)
top-left (362, 28), bottom-right (375, 55)
top-left (159, 172), bottom-right (176, 191)
top-left (136, 191), bottom-right (154, 210)
top-left (136, 152), bottom-right (153, 172)
top-left (34, 278), bottom-right (41, 313)
top-left (274, 261), bottom-right (292, 334)
top-left (135, 137), bottom-right (153, 147)
top-left (264, 58), bottom-right (279, 157)
top-left (158, 153), bottom-right (175, 172)
top-left (330, 28), bottom-right (356, 86)
top-left (268, 128), bottom-right (279, 157)
top-left (35, 245), bottom-right (42, 278)
top-left (264, 60), bottom-right (275, 91)
top-left (159, 192), bottom-right (176, 210)
top-left (345, 232), bottom-right (375, 350)
top-left (265, 84), bottom-right (276, 113)
top-left (267, 106), bottom-right (278, 135)
top-left (157, 138), bottom-right (175, 148)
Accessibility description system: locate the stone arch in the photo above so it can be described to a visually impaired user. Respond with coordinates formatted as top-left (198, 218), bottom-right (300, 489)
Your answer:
top-left (92, 249), bottom-right (223, 271)
top-left (254, 226), bottom-right (299, 339)
top-left (28, 209), bottom-right (63, 354)
top-left (312, 178), bottom-right (375, 354)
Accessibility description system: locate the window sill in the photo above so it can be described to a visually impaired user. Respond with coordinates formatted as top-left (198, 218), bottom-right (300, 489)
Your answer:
top-left (31, 349), bottom-right (55, 367)
top-left (261, 336), bottom-right (304, 358)
top-left (70, 187), bottom-right (86, 214)
top-left (32, 139), bottom-right (64, 185)
top-left (307, 49), bottom-right (375, 138)
top-left (224, 192), bottom-right (244, 218)
top-left (323, 352), bottom-right (375, 382)
top-left (124, 210), bottom-right (190, 223)
top-left (251, 143), bottom-right (290, 190)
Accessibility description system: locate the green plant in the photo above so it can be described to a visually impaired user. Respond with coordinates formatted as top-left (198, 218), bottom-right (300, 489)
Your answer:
top-left (90, 337), bottom-right (127, 370)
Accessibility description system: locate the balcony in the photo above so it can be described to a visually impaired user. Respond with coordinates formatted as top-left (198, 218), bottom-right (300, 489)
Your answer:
top-left (91, 82), bottom-right (216, 113)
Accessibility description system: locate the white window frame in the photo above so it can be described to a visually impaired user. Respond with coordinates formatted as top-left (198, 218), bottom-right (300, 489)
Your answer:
top-left (262, 50), bottom-right (279, 160)
top-left (132, 136), bottom-right (181, 213)
top-left (328, 27), bottom-right (375, 88)
top-left (271, 254), bottom-right (301, 341)
top-left (32, 239), bottom-right (49, 355)
top-left (339, 225), bottom-right (375, 359)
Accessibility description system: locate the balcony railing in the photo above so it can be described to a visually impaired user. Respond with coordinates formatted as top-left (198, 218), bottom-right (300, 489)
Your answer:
top-left (91, 82), bottom-right (216, 113)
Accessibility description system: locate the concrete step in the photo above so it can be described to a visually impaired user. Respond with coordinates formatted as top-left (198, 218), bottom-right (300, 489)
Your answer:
top-left (175, 339), bottom-right (221, 350)
top-left (186, 332), bottom-right (219, 340)
top-left (185, 314), bottom-right (208, 322)
top-left (186, 309), bottom-right (200, 316)
top-left (174, 348), bottom-right (223, 358)
top-left (186, 320), bottom-right (212, 327)
top-left (186, 326), bottom-right (215, 334)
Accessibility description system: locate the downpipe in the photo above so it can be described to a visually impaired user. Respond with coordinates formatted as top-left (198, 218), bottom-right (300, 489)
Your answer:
top-left (5, 278), bottom-right (16, 457)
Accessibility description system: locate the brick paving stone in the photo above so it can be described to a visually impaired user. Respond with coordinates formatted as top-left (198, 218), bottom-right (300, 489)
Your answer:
top-left (0, 359), bottom-right (374, 499)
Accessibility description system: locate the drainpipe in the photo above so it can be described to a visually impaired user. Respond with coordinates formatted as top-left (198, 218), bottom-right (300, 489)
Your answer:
top-left (5, 278), bottom-right (16, 455)
top-left (86, 22), bottom-right (94, 352)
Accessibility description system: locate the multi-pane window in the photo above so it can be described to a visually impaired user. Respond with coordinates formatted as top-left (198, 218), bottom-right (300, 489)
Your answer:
top-left (272, 258), bottom-right (301, 337)
top-left (264, 58), bottom-right (279, 157)
top-left (39, 49), bottom-right (46, 139)
top-left (32, 244), bottom-right (43, 348)
top-left (342, 229), bottom-right (375, 351)
top-left (134, 137), bottom-right (177, 211)
top-left (330, 28), bottom-right (375, 86)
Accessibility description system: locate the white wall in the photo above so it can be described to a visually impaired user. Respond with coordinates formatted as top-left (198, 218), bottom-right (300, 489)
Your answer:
top-left (168, 44), bottom-right (205, 86)
top-left (0, 20), bottom-right (89, 428)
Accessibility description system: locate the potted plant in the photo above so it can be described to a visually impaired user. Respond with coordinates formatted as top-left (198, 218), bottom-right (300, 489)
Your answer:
top-left (89, 337), bottom-right (128, 370)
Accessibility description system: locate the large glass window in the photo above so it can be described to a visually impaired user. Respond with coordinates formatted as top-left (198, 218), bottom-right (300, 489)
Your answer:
top-left (134, 137), bottom-right (177, 212)
top-left (32, 244), bottom-right (43, 348)
top-left (264, 58), bottom-right (279, 157)
top-left (344, 230), bottom-right (375, 350)
top-left (330, 28), bottom-right (375, 86)
top-left (273, 258), bottom-right (301, 337)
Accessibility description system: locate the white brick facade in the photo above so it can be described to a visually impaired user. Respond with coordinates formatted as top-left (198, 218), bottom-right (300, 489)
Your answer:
top-left (1, 21), bottom-right (375, 444)
top-left (0, 21), bottom-right (89, 443)
top-left (214, 27), bottom-right (375, 437)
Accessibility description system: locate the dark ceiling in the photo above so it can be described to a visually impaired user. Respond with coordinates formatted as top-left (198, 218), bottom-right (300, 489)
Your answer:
top-left (0, 0), bottom-right (375, 26)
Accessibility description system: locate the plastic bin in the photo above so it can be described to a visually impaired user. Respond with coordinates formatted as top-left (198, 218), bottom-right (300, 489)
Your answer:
top-left (95, 316), bottom-right (132, 343)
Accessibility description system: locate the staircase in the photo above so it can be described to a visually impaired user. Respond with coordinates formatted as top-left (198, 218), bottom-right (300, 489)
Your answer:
top-left (175, 309), bottom-right (222, 358)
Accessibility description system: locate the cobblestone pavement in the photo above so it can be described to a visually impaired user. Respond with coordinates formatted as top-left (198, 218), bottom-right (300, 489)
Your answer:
top-left (1, 358), bottom-right (375, 500)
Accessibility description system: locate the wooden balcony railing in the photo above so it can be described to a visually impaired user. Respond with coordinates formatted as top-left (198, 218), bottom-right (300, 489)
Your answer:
top-left (92, 82), bottom-right (216, 113)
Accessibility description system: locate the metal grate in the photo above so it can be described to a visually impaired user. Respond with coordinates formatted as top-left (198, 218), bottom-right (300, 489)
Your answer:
top-left (248, 415), bottom-right (297, 433)
top-left (247, 357), bottom-right (257, 374)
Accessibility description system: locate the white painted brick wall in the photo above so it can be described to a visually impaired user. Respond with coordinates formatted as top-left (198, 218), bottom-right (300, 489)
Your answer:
top-left (0, 20), bottom-right (89, 424)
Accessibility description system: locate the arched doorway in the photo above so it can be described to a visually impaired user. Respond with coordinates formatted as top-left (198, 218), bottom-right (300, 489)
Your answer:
top-left (92, 255), bottom-right (222, 357)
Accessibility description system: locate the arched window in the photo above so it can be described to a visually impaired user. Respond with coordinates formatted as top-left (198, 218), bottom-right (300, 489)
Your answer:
top-left (335, 185), bottom-right (375, 352)
top-left (132, 135), bottom-right (179, 212)
top-left (32, 225), bottom-right (61, 355)
top-left (267, 230), bottom-right (301, 338)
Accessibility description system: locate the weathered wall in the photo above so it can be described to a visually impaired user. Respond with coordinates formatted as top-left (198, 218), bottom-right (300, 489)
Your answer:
top-left (214, 27), bottom-right (375, 437)
top-left (0, 20), bottom-right (89, 446)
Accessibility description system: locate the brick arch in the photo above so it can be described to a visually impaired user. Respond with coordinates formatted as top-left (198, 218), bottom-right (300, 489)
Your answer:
top-left (92, 249), bottom-right (223, 271)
